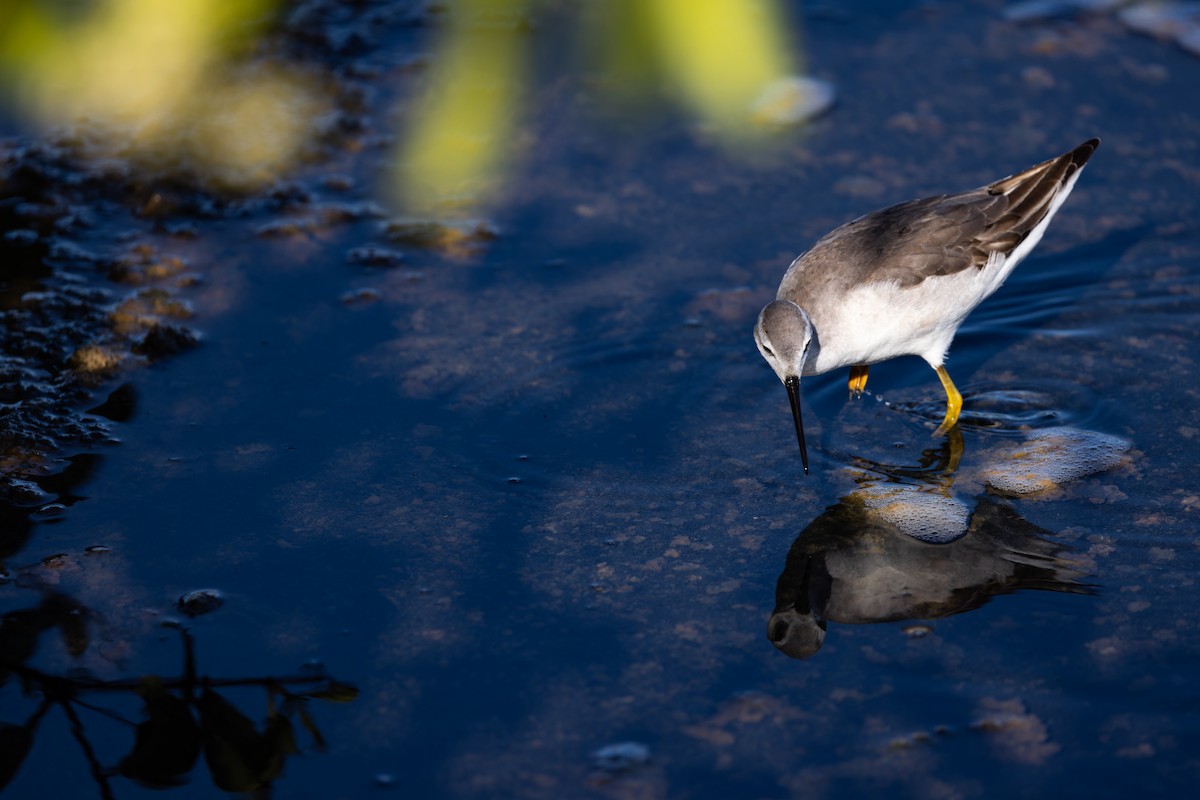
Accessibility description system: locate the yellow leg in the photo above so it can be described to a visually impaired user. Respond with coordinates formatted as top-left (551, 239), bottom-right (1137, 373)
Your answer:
top-left (933, 365), bottom-right (963, 436)
top-left (848, 364), bottom-right (869, 398)
top-left (945, 425), bottom-right (964, 473)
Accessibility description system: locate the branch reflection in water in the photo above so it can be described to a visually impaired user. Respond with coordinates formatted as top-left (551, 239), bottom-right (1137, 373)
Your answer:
top-left (1, 478), bottom-right (359, 798)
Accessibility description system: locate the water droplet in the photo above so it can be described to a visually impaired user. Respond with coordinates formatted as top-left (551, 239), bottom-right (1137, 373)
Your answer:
top-left (83, 545), bottom-right (113, 556)
top-left (506, 476), bottom-right (521, 484)
top-left (42, 553), bottom-right (70, 568)
top-left (903, 624), bottom-right (933, 639)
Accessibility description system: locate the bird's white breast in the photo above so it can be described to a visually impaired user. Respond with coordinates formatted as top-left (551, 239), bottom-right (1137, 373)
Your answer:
top-left (804, 256), bottom-right (1010, 375)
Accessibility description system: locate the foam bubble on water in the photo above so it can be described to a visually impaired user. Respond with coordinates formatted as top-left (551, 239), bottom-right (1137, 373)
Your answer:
top-left (859, 484), bottom-right (971, 544)
top-left (983, 427), bottom-right (1131, 496)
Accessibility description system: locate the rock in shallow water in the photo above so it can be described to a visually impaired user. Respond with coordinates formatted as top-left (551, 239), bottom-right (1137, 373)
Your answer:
top-left (381, 218), bottom-right (499, 256)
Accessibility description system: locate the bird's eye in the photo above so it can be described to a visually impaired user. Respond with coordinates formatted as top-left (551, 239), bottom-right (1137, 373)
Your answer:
top-left (762, 344), bottom-right (775, 356)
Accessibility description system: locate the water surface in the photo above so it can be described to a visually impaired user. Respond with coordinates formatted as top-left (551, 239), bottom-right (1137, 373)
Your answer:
top-left (3, 2), bottom-right (1200, 798)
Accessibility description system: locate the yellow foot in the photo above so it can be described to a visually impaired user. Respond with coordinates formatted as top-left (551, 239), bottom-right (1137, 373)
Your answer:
top-left (848, 364), bottom-right (869, 398)
top-left (932, 364), bottom-right (963, 436)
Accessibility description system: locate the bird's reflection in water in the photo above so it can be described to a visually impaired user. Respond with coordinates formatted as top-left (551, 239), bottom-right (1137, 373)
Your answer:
top-left (768, 434), bottom-right (1095, 659)
top-left (847, 426), bottom-right (965, 489)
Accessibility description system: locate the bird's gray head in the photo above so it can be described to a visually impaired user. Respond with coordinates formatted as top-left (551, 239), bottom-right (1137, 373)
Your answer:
top-left (754, 300), bottom-right (814, 473)
top-left (767, 607), bottom-right (826, 659)
top-left (754, 300), bottom-right (813, 383)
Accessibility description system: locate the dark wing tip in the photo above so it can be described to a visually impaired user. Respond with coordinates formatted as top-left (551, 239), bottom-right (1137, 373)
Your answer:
top-left (1072, 138), bottom-right (1100, 168)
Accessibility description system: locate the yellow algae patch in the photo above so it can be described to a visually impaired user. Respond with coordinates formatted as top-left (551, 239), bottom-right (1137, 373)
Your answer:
top-left (394, 0), bottom-right (530, 213)
top-left (68, 344), bottom-right (123, 375)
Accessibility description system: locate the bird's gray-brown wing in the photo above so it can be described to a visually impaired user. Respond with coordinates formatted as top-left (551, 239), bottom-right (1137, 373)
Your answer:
top-left (781, 139), bottom-right (1099, 300)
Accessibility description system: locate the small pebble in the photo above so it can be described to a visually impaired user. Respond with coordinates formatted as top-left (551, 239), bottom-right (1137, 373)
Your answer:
top-left (3, 228), bottom-right (39, 246)
top-left (340, 288), bottom-right (382, 306)
top-left (133, 324), bottom-right (199, 359)
top-left (591, 741), bottom-right (650, 773)
top-left (322, 174), bottom-right (356, 191)
top-left (381, 217), bottom-right (499, 253)
top-left (177, 589), bottom-right (224, 617)
top-left (255, 219), bottom-right (315, 238)
top-left (34, 503), bottom-right (67, 519)
top-left (346, 246), bottom-right (405, 267)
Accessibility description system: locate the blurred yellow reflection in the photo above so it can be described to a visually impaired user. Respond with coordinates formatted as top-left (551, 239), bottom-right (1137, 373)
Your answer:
top-left (0, 0), bottom-right (817, 212)
top-left (0, 0), bottom-right (321, 192)
top-left (395, 0), bottom-right (816, 215)
top-left (175, 66), bottom-right (324, 192)
top-left (647, 0), bottom-right (796, 138)
top-left (396, 0), bottom-right (530, 214)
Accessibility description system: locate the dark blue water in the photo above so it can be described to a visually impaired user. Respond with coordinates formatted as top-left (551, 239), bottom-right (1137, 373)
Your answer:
top-left (4, 2), bottom-right (1200, 798)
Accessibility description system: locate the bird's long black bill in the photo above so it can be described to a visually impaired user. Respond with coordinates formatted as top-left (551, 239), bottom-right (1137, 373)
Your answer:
top-left (784, 375), bottom-right (809, 474)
